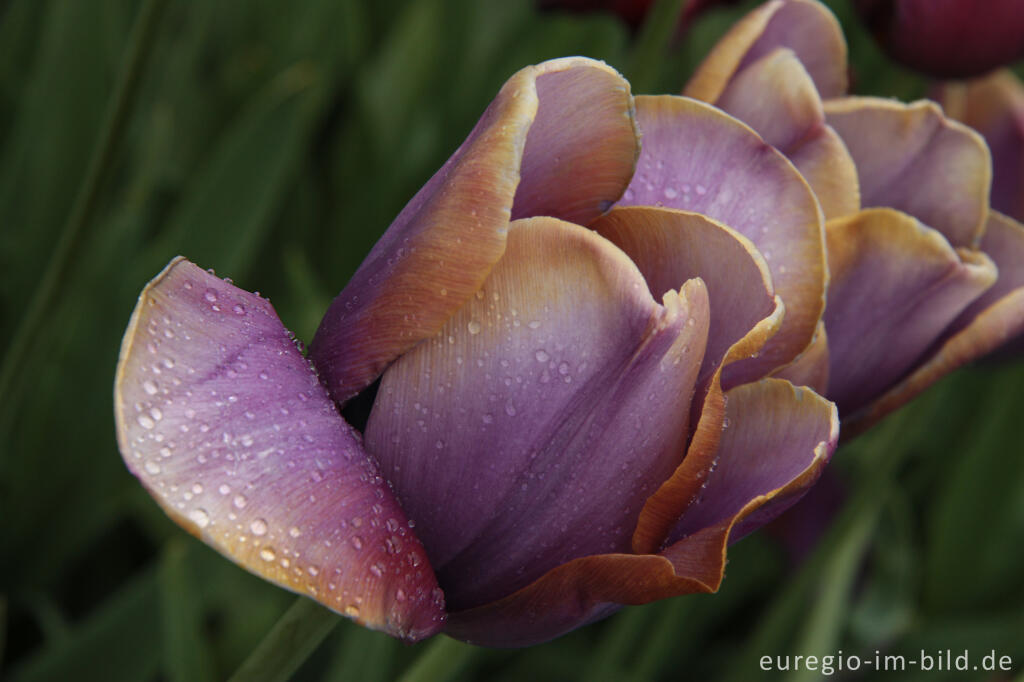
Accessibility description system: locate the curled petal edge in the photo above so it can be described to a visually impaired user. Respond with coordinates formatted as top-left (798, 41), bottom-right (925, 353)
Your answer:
top-left (446, 379), bottom-right (837, 648)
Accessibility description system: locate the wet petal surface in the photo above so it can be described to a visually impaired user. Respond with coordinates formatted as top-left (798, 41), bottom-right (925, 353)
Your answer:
top-left (311, 58), bottom-right (638, 404)
top-left (825, 96), bottom-right (991, 248)
top-left (616, 95), bottom-right (825, 375)
top-left (823, 209), bottom-right (996, 417)
top-left (365, 217), bottom-right (709, 611)
top-left (114, 259), bottom-right (444, 640)
top-left (716, 48), bottom-right (859, 219)
top-left (445, 378), bottom-right (837, 647)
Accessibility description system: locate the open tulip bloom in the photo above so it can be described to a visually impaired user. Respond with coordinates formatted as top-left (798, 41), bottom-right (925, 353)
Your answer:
top-left (115, 0), bottom-right (1024, 648)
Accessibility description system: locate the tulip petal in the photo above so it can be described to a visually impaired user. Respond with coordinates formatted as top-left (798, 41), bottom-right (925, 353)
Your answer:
top-left (617, 95), bottom-right (825, 374)
top-left (846, 211), bottom-right (1024, 435)
top-left (591, 206), bottom-right (777, 387)
top-left (717, 48), bottom-right (859, 219)
top-left (684, 0), bottom-right (847, 103)
top-left (365, 217), bottom-right (710, 611)
top-left (310, 58), bottom-right (639, 404)
top-left (823, 209), bottom-right (997, 417)
top-left (444, 378), bottom-right (838, 647)
top-left (938, 70), bottom-right (1024, 223)
top-left (824, 96), bottom-right (991, 248)
top-left (591, 206), bottom-right (789, 553)
top-left (772, 321), bottom-right (829, 395)
top-left (114, 258), bottom-right (444, 641)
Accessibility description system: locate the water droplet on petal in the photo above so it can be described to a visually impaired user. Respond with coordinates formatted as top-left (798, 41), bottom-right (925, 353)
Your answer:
top-left (259, 547), bottom-right (276, 561)
top-left (189, 508), bottom-right (210, 528)
top-left (142, 380), bottom-right (158, 396)
top-left (250, 518), bottom-right (268, 536)
top-left (467, 320), bottom-right (482, 335)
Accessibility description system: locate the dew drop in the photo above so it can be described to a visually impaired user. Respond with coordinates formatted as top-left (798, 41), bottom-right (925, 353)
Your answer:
top-left (504, 401), bottom-right (517, 417)
top-left (344, 605), bottom-right (360, 618)
top-left (664, 187), bottom-right (678, 200)
top-left (259, 547), bottom-right (276, 562)
top-left (467, 320), bottom-right (482, 335)
top-left (204, 290), bottom-right (218, 303)
top-left (232, 304), bottom-right (245, 315)
top-left (189, 508), bottom-right (210, 528)
top-left (289, 526), bottom-right (302, 538)
top-left (142, 380), bottom-right (158, 396)
top-left (144, 460), bottom-right (161, 475)
top-left (219, 484), bottom-right (231, 495)
top-left (535, 349), bottom-right (550, 363)
top-left (250, 518), bottom-right (268, 536)
top-left (351, 536), bottom-right (364, 550)
top-left (233, 494), bottom-right (248, 510)
top-left (137, 415), bottom-right (155, 430)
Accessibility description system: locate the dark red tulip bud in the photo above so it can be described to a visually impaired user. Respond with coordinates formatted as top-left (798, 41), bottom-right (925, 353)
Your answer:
top-left (855, 0), bottom-right (1024, 78)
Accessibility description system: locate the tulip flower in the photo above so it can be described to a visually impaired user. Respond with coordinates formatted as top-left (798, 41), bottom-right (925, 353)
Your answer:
top-left (853, 0), bottom-right (1024, 79)
top-left (682, 0), bottom-right (1024, 435)
top-left (115, 55), bottom-right (841, 647)
top-left (937, 70), bottom-right (1024, 225)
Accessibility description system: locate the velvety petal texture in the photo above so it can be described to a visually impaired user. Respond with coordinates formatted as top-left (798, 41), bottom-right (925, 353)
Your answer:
top-left (716, 48), bottom-right (859, 219)
top-left (445, 378), bottom-right (838, 647)
top-left (822, 209), bottom-right (997, 418)
top-left (684, 0), bottom-right (848, 103)
top-left (365, 217), bottom-right (710, 612)
top-left (845, 212), bottom-right (1024, 434)
top-left (616, 95), bottom-right (825, 376)
top-left (938, 70), bottom-right (1024, 223)
top-left (114, 259), bottom-right (445, 641)
top-left (825, 97), bottom-right (991, 248)
top-left (310, 58), bottom-right (639, 403)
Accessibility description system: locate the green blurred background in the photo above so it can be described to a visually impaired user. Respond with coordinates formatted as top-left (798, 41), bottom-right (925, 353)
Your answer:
top-left (1, 0), bottom-right (1022, 680)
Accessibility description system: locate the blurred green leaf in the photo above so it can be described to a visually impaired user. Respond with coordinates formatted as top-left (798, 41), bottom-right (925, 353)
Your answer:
top-left (8, 569), bottom-right (160, 682)
top-left (160, 541), bottom-right (216, 682)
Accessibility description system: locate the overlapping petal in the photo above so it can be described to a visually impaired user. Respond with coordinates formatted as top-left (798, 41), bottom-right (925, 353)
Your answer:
top-left (824, 97), bottom-right (991, 248)
top-left (716, 48), bottom-right (859, 219)
top-left (444, 378), bottom-right (838, 647)
top-left (938, 70), bottom-right (1024, 223)
top-left (846, 212), bottom-right (1024, 434)
top-left (365, 217), bottom-right (710, 611)
top-left (114, 259), bottom-right (445, 640)
top-left (591, 206), bottom-right (777, 388)
top-left (684, 0), bottom-right (847, 103)
top-left (310, 58), bottom-right (639, 404)
top-left (616, 95), bottom-right (825, 376)
top-left (590, 205), bottom-right (785, 552)
top-left (822, 209), bottom-right (997, 417)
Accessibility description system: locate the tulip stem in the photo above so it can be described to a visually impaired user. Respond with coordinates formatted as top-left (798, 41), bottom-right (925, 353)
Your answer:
top-left (396, 636), bottom-right (478, 682)
top-left (627, 0), bottom-right (690, 94)
top-left (0, 0), bottom-right (167, 431)
top-left (225, 597), bottom-right (340, 682)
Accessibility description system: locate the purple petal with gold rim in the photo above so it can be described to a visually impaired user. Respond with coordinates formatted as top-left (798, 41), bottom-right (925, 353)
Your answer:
top-left (310, 58), bottom-right (639, 405)
top-left (114, 258), bottom-right (445, 641)
top-left (365, 217), bottom-right (709, 612)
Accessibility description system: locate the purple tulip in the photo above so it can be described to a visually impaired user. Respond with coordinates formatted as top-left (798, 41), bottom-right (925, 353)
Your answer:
top-left (854, 0), bottom-right (1024, 79)
top-left (683, 0), bottom-right (1024, 436)
top-left (115, 53), bottom-right (842, 647)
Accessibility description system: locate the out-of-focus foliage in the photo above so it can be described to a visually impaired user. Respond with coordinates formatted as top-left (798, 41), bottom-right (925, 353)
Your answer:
top-left (0, 0), bottom-right (1021, 680)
